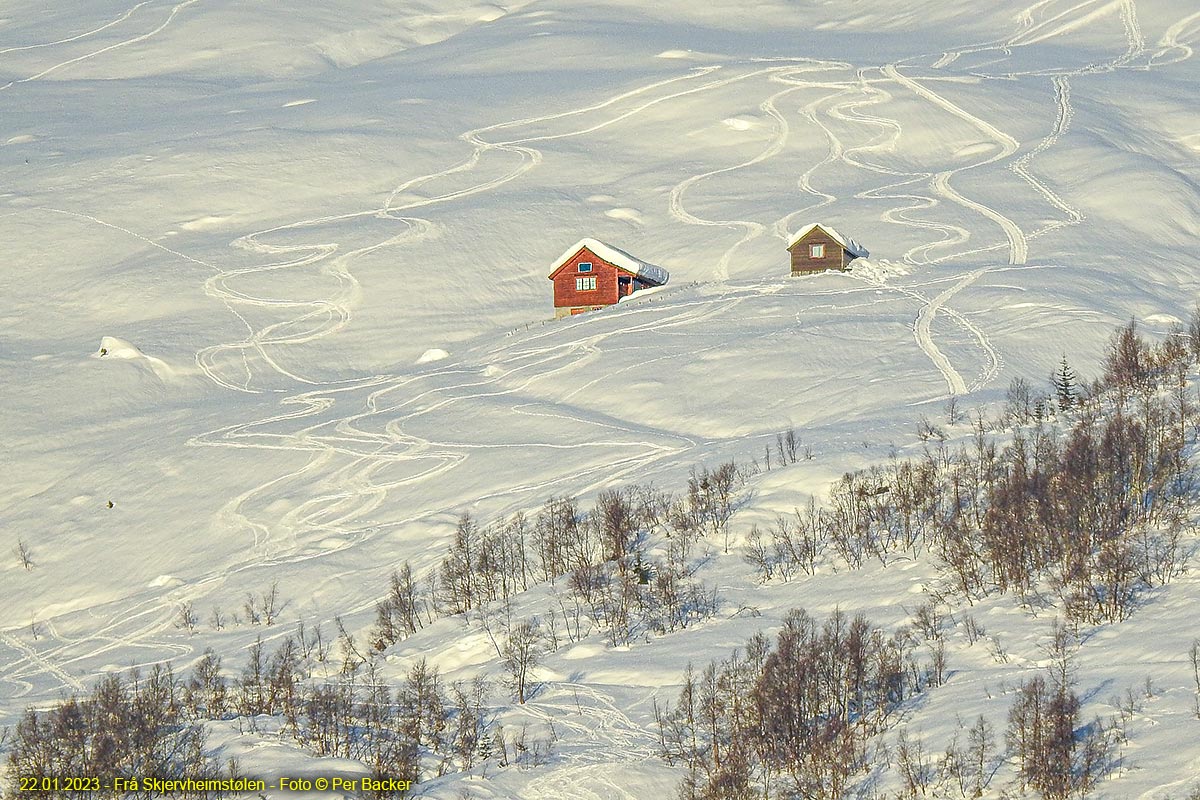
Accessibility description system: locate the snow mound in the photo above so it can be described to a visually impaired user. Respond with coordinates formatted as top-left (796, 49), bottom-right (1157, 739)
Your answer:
top-left (604, 207), bottom-right (643, 224)
top-left (849, 259), bottom-right (909, 283)
top-left (96, 336), bottom-right (147, 360)
top-left (1144, 313), bottom-right (1183, 328)
top-left (179, 215), bottom-right (232, 231)
top-left (95, 336), bottom-right (176, 380)
top-left (416, 348), bottom-right (450, 364)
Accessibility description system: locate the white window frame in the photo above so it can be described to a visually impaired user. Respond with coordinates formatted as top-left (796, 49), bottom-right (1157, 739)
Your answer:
top-left (809, 243), bottom-right (825, 258)
top-left (576, 275), bottom-right (597, 291)
top-left (578, 261), bottom-right (593, 272)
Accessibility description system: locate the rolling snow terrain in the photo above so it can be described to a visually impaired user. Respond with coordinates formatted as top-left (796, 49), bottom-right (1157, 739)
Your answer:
top-left (2, 0), bottom-right (1200, 797)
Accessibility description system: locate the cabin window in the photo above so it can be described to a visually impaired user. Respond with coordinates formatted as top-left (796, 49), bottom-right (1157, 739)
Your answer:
top-left (809, 244), bottom-right (825, 258)
top-left (578, 262), bottom-right (593, 272)
top-left (576, 276), bottom-right (597, 291)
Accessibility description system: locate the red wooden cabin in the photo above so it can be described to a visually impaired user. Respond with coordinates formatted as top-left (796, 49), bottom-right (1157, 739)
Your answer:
top-left (787, 223), bottom-right (868, 275)
top-left (548, 238), bottom-right (669, 318)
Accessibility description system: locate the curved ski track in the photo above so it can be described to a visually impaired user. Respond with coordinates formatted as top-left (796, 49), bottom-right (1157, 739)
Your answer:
top-left (666, 62), bottom-right (851, 279)
top-left (806, 70), bottom-right (1000, 394)
top-left (1, 66), bottom-right (822, 696)
top-left (0, 0), bottom-right (198, 94)
top-left (0, 2), bottom-right (154, 57)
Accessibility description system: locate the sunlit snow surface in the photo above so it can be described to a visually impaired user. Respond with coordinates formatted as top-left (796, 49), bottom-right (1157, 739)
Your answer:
top-left (2, 0), bottom-right (1200, 796)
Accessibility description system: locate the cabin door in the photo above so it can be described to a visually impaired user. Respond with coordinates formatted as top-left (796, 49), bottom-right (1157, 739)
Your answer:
top-left (618, 275), bottom-right (632, 297)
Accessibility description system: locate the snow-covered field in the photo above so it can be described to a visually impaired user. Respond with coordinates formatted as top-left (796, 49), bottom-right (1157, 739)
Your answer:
top-left (2, 0), bottom-right (1200, 797)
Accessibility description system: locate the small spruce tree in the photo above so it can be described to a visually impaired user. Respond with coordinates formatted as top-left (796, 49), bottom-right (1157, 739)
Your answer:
top-left (1052, 355), bottom-right (1077, 411)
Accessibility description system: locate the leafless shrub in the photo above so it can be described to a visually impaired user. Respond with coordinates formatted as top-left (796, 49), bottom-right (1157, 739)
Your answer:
top-left (658, 608), bottom-right (929, 799)
top-left (743, 524), bottom-right (773, 581)
top-left (1103, 319), bottom-right (1152, 404)
top-left (894, 728), bottom-right (934, 798)
top-left (334, 615), bottom-right (365, 675)
top-left (965, 716), bottom-right (998, 798)
top-left (1188, 306), bottom-right (1200, 363)
top-left (775, 320), bottom-right (1200, 625)
top-left (507, 722), bottom-right (555, 768)
top-left (12, 537), bottom-right (33, 570)
top-left (632, 483), bottom-right (674, 536)
top-left (184, 649), bottom-right (227, 719)
top-left (910, 601), bottom-right (946, 642)
top-left (944, 396), bottom-right (964, 425)
top-left (744, 503), bottom-right (827, 582)
top-left (687, 461), bottom-right (741, 552)
top-left (987, 636), bottom-right (1009, 664)
top-left (1114, 685), bottom-right (1141, 727)
top-left (297, 619), bottom-right (330, 663)
top-left (8, 665), bottom-right (224, 791)
top-left (960, 614), bottom-right (984, 646)
top-left (916, 415), bottom-right (947, 443)
top-left (776, 428), bottom-right (801, 465)
top-left (1007, 643), bottom-right (1122, 800)
top-left (501, 617), bottom-right (544, 704)
top-left (596, 487), bottom-right (639, 563)
top-left (175, 601), bottom-right (198, 634)
top-left (372, 562), bottom-right (425, 650)
top-left (1005, 376), bottom-right (1034, 427)
top-left (242, 581), bottom-right (285, 627)
top-left (1190, 639), bottom-right (1200, 719)
top-left (927, 640), bottom-right (947, 688)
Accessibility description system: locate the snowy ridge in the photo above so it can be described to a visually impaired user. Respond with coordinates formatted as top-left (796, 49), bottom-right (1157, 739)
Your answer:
top-left (552, 237), bottom-right (670, 285)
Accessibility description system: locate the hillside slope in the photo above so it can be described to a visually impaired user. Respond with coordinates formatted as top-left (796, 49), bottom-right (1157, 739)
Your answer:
top-left (2, 1), bottom-right (1200, 797)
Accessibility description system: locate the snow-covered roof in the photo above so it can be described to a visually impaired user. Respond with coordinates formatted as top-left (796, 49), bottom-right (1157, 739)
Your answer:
top-left (551, 238), bottom-right (670, 285)
top-left (786, 223), bottom-right (869, 259)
